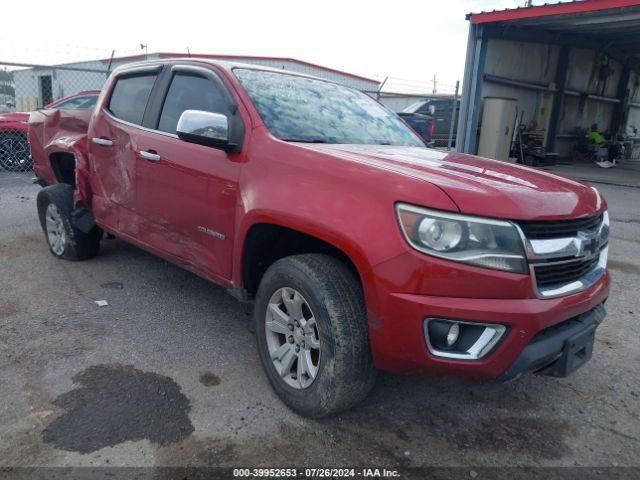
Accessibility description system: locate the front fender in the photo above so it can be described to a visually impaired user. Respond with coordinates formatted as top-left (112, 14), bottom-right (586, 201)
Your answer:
top-left (233, 208), bottom-right (384, 329)
top-left (232, 132), bottom-right (460, 326)
top-left (29, 109), bottom-right (92, 207)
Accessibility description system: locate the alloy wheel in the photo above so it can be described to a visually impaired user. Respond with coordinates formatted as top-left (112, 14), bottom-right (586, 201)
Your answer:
top-left (45, 203), bottom-right (66, 255)
top-left (265, 287), bottom-right (321, 389)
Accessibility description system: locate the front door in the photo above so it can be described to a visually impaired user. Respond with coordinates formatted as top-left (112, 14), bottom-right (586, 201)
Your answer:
top-left (89, 71), bottom-right (159, 223)
top-left (133, 69), bottom-right (241, 279)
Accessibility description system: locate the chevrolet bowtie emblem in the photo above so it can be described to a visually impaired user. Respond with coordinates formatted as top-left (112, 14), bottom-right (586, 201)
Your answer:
top-left (578, 232), bottom-right (599, 257)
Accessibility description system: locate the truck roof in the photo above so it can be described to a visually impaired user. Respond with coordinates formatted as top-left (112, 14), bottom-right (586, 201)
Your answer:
top-left (112, 57), bottom-right (332, 84)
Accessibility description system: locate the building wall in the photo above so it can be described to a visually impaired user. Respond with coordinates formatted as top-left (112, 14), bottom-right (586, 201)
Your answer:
top-left (12, 54), bottom-right (379, 111)
top-left (14, 61), bottom-right (110, 110)
top-left (627, 70), bottom-right (640, 133)
top-left (483, 39), bottom-right (559, 136)
top-left (473, 38), bottom-right (637, 157)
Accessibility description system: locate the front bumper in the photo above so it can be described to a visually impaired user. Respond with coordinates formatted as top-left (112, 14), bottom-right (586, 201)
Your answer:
top-left (499, 303), bottom-right (606, 381)
top-left (367, 270), bottom-right (610, 378)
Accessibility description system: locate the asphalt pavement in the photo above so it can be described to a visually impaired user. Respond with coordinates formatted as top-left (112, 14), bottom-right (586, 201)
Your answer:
top-left (0, 172), bottom-right (638, 470)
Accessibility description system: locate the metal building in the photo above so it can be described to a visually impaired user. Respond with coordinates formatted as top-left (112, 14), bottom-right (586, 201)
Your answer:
top-left (12, 53), bottom-right (380, 111)
top-left (457, 0), bottom-right (640, 160)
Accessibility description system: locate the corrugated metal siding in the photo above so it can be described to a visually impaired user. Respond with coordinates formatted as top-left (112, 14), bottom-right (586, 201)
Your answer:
top-left (458, 33), bottom-right (638, 157)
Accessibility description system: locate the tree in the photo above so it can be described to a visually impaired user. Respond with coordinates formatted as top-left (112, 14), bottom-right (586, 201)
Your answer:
top-left (0, 84), bottom-right (15, 96)
top-left (0, 69), bottom-right (14, 83)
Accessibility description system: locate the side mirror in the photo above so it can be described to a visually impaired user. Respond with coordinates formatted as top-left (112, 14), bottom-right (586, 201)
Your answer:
top-left (177, 110), bottom-right (234, 151)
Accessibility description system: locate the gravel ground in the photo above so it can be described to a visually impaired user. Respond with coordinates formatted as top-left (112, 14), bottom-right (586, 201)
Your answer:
top-left (0, 172), bottom-right (638, 470)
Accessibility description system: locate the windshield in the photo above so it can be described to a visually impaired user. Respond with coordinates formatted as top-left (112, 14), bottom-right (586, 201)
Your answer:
top-left (234, 69), bottom-right (424, 147)
top-left (402, 100), bottom-right (428, 114)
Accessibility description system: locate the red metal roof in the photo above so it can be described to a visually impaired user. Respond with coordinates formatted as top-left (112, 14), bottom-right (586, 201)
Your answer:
top-left (469, 0), bottom-right (640, 24)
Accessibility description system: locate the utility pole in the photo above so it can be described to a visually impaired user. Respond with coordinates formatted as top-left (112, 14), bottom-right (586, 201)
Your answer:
top-left (140, 43), bottom-right (148, 60)
top-left (448, 80), bottom-right (460, 151)
top-left (432, 74), bottom-right (438, 95)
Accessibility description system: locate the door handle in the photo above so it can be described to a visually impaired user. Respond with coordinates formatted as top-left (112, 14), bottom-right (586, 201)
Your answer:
top-left (138, 150), bottom-right (161, 162)
top-left (91, 137), bottom-right (113, 147)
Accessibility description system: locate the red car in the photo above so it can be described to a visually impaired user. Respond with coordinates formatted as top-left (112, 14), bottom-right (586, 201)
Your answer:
top-left (29, 60), bottom-right (610, 418)
top-left (0, 91), bottom-right (99, 171)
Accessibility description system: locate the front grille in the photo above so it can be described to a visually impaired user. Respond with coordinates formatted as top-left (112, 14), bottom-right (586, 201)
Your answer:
top-left (534, 255), bottom-right (600, 287)
top-left (518, 214), bottom-right (603, 239)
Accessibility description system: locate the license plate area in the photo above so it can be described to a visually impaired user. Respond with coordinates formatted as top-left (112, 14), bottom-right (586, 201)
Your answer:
top-left (540, 324), bottom-right (597, 377)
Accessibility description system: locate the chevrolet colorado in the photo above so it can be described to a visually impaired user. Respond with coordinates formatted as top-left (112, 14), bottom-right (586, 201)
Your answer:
top-left (29, 59), bottom-right (610, 418)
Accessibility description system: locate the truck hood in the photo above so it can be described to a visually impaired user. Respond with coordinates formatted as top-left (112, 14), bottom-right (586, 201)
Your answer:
top-left (297, 144), bottom-right (604, 220)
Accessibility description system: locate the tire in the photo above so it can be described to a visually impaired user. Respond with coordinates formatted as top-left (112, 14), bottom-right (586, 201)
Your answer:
top-left (255, 254), bottom-right (376, 418)
top-left (0, 132), bottom-right (32, 171)
top-left (36, 183), bottom-right (101, 260)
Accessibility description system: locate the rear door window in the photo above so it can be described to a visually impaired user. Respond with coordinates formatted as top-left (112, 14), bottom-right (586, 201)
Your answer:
top-left (157, 73), bottom-right (230, 134)
top-left (108, 74), bottom-right (157, 125)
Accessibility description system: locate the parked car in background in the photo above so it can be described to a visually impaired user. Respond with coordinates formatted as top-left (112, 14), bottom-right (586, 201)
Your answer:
top-left (0, 90), bottom-right (99, 171)
top-left (402, 98), bottom-right (460, 147)
top-left (397, 111), bottom-right (435, 147)
top-left (30, 59), bottom-right (609, 418)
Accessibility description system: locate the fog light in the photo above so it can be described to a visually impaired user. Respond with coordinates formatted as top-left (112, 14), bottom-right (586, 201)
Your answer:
top-left (446, 323), bottom-right (460, 346)
top-left (424, 318), bottom-right (507, 360)
top-left (428, 319), bottom-right (460, 350)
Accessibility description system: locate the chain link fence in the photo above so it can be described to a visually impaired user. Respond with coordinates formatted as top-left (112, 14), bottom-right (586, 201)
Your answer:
top-left (0, 58), bottom-right (116, 173)
top-left (375, 83), bottom-right (461, 150)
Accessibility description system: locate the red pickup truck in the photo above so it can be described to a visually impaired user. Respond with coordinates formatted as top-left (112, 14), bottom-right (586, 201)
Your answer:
top-left (29, 59), bottom-right (610, 418)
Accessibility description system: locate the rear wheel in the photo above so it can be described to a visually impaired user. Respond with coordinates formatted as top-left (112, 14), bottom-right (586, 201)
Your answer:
top-left (37, 183), bottom-right (101, 260)
top-left (255, 254), bottom-right (376, 418)
top-left (0, 132), bottom-right (32, 171)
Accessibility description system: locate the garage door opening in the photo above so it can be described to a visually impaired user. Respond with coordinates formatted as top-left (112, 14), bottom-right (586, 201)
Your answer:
top-left (458, 0), bottom-right (640, 186)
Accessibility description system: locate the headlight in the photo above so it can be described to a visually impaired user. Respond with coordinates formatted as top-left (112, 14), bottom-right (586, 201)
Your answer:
top-left (396, 203), bottom-right (527, 274)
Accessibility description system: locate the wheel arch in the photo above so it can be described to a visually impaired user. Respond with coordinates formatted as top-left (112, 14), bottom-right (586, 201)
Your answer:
top-left (236, 214), bottom-right (378, 311)
top-left (49, 151), bottom-right (77, 186)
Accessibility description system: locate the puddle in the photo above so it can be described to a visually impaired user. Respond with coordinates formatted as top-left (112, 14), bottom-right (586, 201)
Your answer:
top-left (199, 372), bottom-right (221, 387)
top-left (42, 364), bottom-right (194, 453)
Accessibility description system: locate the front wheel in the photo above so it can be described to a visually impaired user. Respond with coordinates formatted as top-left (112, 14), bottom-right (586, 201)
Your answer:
top-left (37, 183), bottom-right (101, 260)
top-left (255, 254), bottom-right (376, 418)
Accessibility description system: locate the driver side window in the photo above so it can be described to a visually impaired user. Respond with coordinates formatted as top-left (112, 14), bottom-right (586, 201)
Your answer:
top-left (158, 73), bottom-right (230, 134)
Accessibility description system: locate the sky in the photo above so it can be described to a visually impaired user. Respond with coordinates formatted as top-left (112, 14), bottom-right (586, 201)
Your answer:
top-left (0, 0), bottom-right (558, 94)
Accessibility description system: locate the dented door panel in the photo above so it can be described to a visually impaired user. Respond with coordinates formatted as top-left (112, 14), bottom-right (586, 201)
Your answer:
top-left (88, 112), bottom-right (138, 213)
top-left (134, 130), bottom-right (240, 278)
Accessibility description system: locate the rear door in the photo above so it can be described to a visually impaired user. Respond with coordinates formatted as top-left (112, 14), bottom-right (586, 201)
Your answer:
top-left (132, 64), bottom-right (242, 279)
top-left (89, 66), bottom-right (161, 231)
